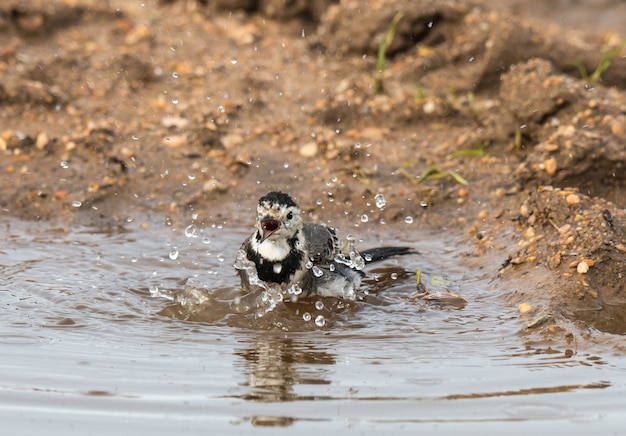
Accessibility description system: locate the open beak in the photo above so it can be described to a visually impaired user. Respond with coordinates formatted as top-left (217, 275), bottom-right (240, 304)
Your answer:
top-left (259, 216), bottom-right (281, 242)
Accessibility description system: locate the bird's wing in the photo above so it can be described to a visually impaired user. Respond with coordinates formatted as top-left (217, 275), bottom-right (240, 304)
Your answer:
top-left (302, 222), bottom-right (339, 264)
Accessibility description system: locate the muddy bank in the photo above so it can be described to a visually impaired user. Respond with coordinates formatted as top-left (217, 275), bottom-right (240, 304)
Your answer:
top-left (1, 0), bottom-right (625, 341)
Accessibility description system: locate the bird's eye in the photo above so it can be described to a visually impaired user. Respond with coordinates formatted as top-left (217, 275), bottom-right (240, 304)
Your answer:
top-left (287, 212), bottom-right (293, 220)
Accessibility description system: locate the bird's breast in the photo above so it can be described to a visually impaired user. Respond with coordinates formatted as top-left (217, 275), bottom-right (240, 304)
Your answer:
top-left (246, 243), bottom-right (304, 285)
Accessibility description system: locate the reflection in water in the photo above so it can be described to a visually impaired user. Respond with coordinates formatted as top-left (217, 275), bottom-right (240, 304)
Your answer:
top-left (234, 334), bottom-right (335, 427)
top-left (235, 336), bottom-right (335, 402)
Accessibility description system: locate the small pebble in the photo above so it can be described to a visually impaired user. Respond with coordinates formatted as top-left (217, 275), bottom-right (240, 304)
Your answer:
top-left (220, 133), bottom-right (244, 149)
top-left (299, 141), bottom-right (318, 158)
top-left (577, 261), bottom-right (589, 274)
top-left (422, 100), bottom-right (436, 114)
top-left (518, 303), bottom-right (532, 313)
top-left (35, 132), bottom-right (49, 150)
top-left (565, 194), bottom-right (580, 205)
top-left (161, 116), bottom-right (190, 129)
top-left (202, 179), bottom-right (228, 193)
top-left (163, 135), bottom-right (186, 147)
top-left (558, 224), bottom-right (571, 235)
top-left (544, 157), bottom-right (557, 176)
top-left (610, 115), bottom-right (626, 137)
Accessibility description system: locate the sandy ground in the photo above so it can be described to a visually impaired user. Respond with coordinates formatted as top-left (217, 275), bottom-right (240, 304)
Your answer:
top-left (1, 0), bottom-right (625, 343)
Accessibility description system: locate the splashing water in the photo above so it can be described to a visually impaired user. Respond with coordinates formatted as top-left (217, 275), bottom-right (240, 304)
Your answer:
top-left (335, 249), bottom-right (365, 271)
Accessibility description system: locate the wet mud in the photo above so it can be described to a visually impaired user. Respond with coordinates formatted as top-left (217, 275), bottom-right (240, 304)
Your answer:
top-left (1, 0), bottom-right (625, 342)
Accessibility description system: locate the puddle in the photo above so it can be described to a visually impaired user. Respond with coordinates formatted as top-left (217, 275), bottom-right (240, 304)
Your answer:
top-left (1, 217), bottom-right (625, 434)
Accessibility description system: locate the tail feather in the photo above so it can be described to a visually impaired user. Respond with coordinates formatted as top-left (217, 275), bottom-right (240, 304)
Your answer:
top-left (361, 246), bottom-right (416, 264)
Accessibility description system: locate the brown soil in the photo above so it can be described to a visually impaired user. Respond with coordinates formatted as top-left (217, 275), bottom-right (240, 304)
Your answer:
top-left (2, 0), bottom-right (626, 343)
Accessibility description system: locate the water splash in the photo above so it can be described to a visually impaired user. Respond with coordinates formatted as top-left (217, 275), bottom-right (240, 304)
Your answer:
top-left (334, 249), bottom-right (365, 271)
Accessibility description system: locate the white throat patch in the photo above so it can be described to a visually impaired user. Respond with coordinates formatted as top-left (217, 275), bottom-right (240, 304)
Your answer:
top-left (252, 236), bottom-right (292, 262)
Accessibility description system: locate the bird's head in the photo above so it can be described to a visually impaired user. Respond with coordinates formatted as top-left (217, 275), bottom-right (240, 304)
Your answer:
top-left (255, 191), bottom-right (303, 243)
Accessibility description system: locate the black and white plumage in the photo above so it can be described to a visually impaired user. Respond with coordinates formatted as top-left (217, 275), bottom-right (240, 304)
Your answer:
top-left (235, 191), bottom-right (414, 299)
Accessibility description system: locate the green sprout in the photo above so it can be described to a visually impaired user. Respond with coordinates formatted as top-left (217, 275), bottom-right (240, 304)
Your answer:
top-left (374, 11), bottom-right (404, 95)
top-left (450, 142), bottom-right (487, 158)
top-left (412, 83), bottom-right (427, 101)
top-left (570, 39), bottom-right (624, 83)
top-left (391, 160), bottom-right (414, 177)
top-left (417, 166), bottom-right (468, 185)
top-left (393, 161), bottom-right (467, 185)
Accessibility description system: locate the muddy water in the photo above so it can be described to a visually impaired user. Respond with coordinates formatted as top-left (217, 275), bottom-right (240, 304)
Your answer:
top-left (1, 217), bottom-right (625, 434)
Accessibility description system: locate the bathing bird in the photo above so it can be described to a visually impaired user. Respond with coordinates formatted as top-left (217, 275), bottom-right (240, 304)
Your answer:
top-left (236, 191), bottom-right (414, 299)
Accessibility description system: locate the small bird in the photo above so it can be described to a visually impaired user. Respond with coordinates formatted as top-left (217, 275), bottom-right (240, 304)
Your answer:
top-left (235, 191), bottom-right (414, 299)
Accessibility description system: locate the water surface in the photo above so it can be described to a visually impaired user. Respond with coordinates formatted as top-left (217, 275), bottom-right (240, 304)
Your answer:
top-left (1, 217), bottom-right (624, 434)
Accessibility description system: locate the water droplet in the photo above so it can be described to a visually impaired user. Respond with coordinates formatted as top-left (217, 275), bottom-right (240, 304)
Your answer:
top-left (391, 272), bottom-right (398, 280)
top-left (283, 162), bottom-right (289, 168)
top-left (360, 214), bottom-right (369, 223)
top-left (404, 216), bottom-right (414, 224)
top-left (312, 266), bottom-right (324, 277)
top-left (329, 264), bottom-right (336, 272)
top-left (60, 161), bottom-right (69, 169)
top-left (217, 105), bottom-right (225, 113)
top-left (315, 315), bottom-right (326, 327)
top-left (303, 312), bottom-right (312, 322)
top-left (374, 193), bottom-right (387, 209)
top-left (288, 285), bottom-right (303, 295)
top-left (71, 200), bottom-right (82, 208)
top-left (273, 263), bottom-right (283, 274)
top-left (188, 173), bottom-right (195, 180)
top-left (131, 135), bottom-right (139, 141)
top-left (169, 248), bottom-right (179, 260)
top-left (364, 253), bottom-right (372, 262)
top-left (353, 253), bottom-right (365, 271)
top-left (184, 224), bottom-right (198, 238)
top-left (230, 57), bottom-right (237, 65)
top-left (216, 253), bottom-right (225, 262)
top-left (315, 300), bottom-right (324, 310)
top-left (420, 201), bottom-right (428, 208)
top-left (202, 237), bottom-right (211, 245)
top-left (172, 72), bottom-right (178, 79)
top-left (301, 28), bottom-right (306, 38)
top-left (305, 260), bottom-right (314, 269)
top-left (171, 98), bottom-right (179, 105)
